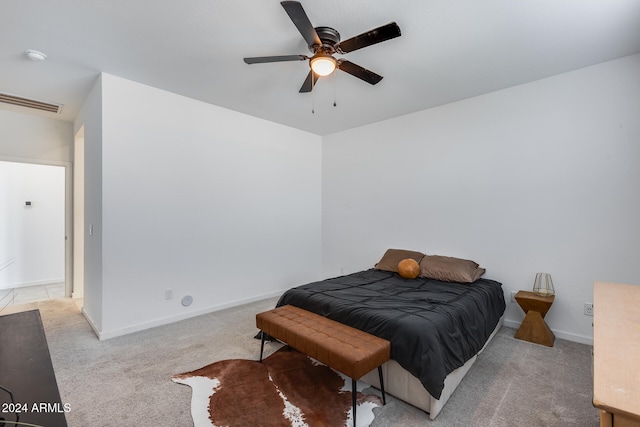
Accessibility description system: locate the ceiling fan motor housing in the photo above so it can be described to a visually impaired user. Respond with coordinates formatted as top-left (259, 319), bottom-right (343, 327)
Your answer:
top-left (312, 26), bottom-right (341, 53)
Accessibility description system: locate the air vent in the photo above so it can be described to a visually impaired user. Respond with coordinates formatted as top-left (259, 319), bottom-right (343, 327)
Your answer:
top-left (0, 92), bottom-right (62, 114)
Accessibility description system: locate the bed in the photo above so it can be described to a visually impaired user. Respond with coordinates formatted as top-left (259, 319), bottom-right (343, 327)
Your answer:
top-left (272, 249), bottom-right (506, 419)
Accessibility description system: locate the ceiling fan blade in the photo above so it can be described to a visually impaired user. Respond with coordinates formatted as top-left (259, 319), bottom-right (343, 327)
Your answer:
top-left (244, 55), bottom-right (307, 64)
top-left (337, 60), bottom-right (383, 85)
top-left (337, 22), bottom-right (401, 53)
top-left (299, 70), bottom-right (318, 93)
top-left (281, 1), bottom-right (321, 47)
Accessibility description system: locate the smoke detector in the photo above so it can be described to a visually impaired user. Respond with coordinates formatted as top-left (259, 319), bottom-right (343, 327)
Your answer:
top-left (25, 49), bottom-right (47, 61)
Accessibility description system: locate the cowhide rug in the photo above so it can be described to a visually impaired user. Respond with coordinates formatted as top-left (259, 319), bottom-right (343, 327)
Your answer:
top-left (172, 348), bottom-right (382, 427)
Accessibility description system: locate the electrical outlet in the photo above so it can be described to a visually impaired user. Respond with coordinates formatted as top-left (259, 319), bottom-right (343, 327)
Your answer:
top-left (165, 289), bottom-right (173, 300)
top-left (584, 302), bottom-right (593, 316)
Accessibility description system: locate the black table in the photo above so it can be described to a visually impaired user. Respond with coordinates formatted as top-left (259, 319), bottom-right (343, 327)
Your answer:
top-left (0, 309), bottom-right (68, 427)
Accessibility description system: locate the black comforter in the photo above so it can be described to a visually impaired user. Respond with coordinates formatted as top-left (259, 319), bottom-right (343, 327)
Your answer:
top-left (276, 269), bottom-right (506, 399)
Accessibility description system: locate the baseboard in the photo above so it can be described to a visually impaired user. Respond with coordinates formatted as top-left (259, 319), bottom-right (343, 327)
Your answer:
top-left (503, 319), bottom-right (593, 346)
top-left (81, 308), bottom-right (101, 339)
top-left (0, 278), bottom-right (65, 290)
top-left (94, 289), bottom-right (286, 341)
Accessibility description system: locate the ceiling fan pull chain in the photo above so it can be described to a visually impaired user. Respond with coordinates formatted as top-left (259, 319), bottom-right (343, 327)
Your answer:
top-left (311, 73), bottom-right (315, 113)
top-left (333, 70), bottom-right (337, 107)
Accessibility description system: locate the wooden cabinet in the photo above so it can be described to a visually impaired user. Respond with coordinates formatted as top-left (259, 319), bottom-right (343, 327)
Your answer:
top-left (593, 282), bottom-right (640, 427)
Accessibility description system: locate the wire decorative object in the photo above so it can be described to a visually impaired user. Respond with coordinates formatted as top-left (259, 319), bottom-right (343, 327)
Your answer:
top-left (532, 273), bottom-right (555, 297)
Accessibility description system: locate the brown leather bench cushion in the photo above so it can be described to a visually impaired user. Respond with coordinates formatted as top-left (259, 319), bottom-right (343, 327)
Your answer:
top-left (256, 305), bottom-right (390, 380)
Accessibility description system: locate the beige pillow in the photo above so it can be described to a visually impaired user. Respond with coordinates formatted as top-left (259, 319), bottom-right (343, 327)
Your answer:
top-left (419, 255), bottom-right (485, 283)
top-left (375, 249), bottom-right (425, 272)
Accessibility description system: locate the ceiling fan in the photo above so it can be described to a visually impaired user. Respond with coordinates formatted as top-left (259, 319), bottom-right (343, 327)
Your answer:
top-left (243, 1), bottom-right (401, 93)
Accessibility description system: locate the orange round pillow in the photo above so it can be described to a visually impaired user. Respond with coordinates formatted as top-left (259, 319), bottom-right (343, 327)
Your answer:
top-left (397, 258), bottom-right (420, 279)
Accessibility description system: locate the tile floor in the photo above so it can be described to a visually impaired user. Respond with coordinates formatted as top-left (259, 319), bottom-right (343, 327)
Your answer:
top-left (0, 282), bottom-right (66, 309)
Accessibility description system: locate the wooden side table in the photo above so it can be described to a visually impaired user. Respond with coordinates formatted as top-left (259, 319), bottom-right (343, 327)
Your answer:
top-left (514, 290), bottom-right (555, 347)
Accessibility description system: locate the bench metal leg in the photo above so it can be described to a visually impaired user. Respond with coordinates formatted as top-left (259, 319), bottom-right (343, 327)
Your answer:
top-left (259, 331), bottom-right (265, 362)
top-left (352, 378), bottom-right (357, 427)
top-left (351, 368), bottom-right (385, 426)
top-left (378, 366), bottom-right (386, 405)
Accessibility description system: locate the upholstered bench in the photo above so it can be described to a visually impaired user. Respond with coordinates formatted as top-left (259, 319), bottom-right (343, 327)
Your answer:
top-left (256, 304), bottom-right (391, 426)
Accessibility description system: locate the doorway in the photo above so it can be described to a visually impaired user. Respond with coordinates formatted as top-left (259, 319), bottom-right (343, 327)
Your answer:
top-left (0, 159), bottom-right (69, 305)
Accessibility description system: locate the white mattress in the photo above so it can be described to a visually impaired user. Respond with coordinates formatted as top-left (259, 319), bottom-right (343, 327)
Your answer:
top-left (361, 315), bottom-right (505, 419)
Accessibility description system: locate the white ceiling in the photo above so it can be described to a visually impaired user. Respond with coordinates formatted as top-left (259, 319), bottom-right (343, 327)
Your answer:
top-left (2, 0), bottom-right (640, 136)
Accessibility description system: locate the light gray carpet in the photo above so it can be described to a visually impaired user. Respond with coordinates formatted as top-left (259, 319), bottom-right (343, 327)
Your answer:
top-left (2, 298), bottom-right (599, 426)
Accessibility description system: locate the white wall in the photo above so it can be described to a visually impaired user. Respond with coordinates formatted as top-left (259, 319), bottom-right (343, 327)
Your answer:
top-left (322, 53), bottom-right (640, 344)
top-left (92, 74), bottom-right (322, 338)
top-left (0, 109), bottom-right (72, 163)
top-left (0, 161), bottom-right (65, 289)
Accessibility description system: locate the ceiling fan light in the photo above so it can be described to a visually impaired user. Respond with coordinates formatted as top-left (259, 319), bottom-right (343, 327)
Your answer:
top-left (310, 55), bottom-right (336, 76)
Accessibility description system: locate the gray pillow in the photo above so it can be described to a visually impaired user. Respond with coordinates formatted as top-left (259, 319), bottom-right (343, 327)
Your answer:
top-left (375, 249), bottom-right (425, 272)
top-left (419, 255), bottom-right (485, 283)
